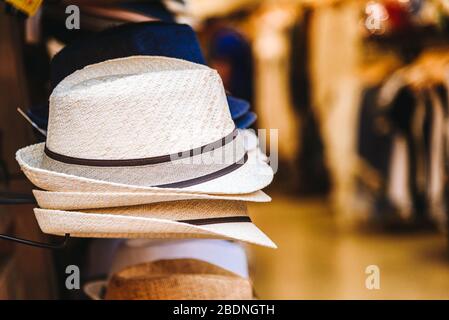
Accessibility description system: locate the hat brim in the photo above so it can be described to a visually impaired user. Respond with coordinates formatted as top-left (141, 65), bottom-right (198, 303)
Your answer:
top-left (33, 189), bottom-right (271, 210)
top-left (84, 280), bottom-right (107, 300)
top-left (26, 108), bottom-right (48, 131)
top-left (227, 96), bottom-right (250, 120)
top-left (17, 144), bottom-right (273, 194)
top-left (33, 209), bottom-right (277, 248)
top-left (235, 112), bottom-right (257, 129)
top-left (240, 130), bottom-right (269, 163)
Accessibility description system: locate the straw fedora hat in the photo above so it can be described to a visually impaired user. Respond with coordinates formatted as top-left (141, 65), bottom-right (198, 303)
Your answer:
top-left (33, 200), bottom-right (277, 248)
top-left (32, 189), bottom-right (271, 210)
top-left (16, 56), bottom-right (273, 194)
top-left (84, 239), bottom-right (250, 299)
top-left (85, 259), bottom-right (254, 300)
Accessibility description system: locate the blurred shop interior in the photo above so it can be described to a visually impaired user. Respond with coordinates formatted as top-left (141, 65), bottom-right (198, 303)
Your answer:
top-left (2, 0), bottom-right (449, 299)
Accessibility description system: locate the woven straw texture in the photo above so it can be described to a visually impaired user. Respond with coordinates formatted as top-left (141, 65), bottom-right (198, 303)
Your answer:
top-left (81, 200), bottom-right (247, 219)
top-left (40, 132), bottom-right (246, 187)
top-left (33, 189), bottom-right (271, 210)
top-left (33, 200), bottom-right (276, 248)
top-left (48, 56), bottom-right (235, 159)
top-left (105, 259), bottom-right (253, 300)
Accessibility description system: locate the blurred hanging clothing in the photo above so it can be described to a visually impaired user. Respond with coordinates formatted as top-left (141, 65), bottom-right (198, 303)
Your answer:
top-left (371, 70), bottom-right (449, 229)
top-left (355, 85), bottom-right (412, 226)
top-left (428, 86), bottom-right (447, 228)
top-left (252, 5), bottom-right (299, 165)
top-left (289, 7), bottom-right (330, 195)
top-left (309, 1), bottom-right (363, 211)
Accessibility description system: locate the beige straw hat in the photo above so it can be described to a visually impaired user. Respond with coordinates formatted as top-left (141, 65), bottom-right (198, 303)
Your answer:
top-left (16, 56), bottom-right (273, 194)
top-left (85, 259), bottom-right (254, 300)
top-left (33, 200), bottom-right (277, 248)
top-left (33, 189), bottom-right (271, 210)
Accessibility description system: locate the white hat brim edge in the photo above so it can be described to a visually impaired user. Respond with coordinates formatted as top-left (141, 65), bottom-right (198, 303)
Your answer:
top-left (34, 209), bottom-right (277, 249)
top-left (32, 189), bottom-right (271, 210)
top-left (17, 143), bottom-right (273, 195)
top-left (84, 280), bottom-right (107, 300)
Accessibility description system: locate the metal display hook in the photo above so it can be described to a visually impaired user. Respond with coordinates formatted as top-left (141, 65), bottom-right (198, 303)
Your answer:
top-left (0, 233), bottom-right (70, 249)
top-left (0, 192), bottom-right (70, 249)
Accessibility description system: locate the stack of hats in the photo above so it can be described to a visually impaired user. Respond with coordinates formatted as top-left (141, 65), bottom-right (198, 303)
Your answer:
top-left (17, 53), bottom-right (275, 247)
top-left (16, 21), bottom-right (275, 299)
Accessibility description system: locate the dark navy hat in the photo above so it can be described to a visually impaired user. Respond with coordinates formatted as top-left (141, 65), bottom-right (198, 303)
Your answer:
top-left (227, 96), bottom-right (250, 119)
top-left (235, 111), bottom-right (257, 129)
top-left (49, 22), bottom-right (251, 124)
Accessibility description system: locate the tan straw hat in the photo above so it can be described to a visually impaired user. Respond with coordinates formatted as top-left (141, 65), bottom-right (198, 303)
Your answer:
top-left (33, 200), bottom-right (277, 248)
top-left (16, 56), bottom-right (273, 194)
top-left (32, 189), bottom-right (271, 210)
top-left (85, 259), bottom-right (254, 300)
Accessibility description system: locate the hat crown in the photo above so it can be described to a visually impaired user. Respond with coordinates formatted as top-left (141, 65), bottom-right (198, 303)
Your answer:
top-left (105, 259), bottom-right (253, 300)
top-left (47, 56), bottom-right (234, 160)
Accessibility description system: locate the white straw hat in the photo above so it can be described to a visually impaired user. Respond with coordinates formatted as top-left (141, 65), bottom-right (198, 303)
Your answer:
top-left (33, 189), bottom-right (271, 210)
top-left (33, 200), bottom-right (277, 248)
top-left (16, 56), bottom-right (273, 194)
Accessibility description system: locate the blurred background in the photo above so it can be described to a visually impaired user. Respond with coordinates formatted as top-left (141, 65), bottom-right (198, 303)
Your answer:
top-left (2, 0), bottom-right (449, 299)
